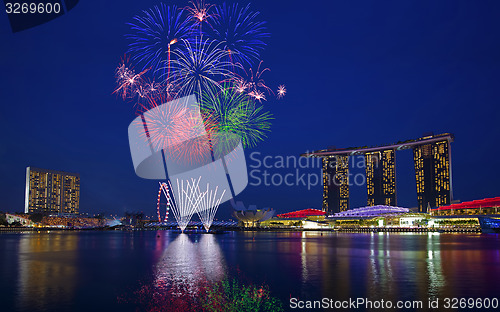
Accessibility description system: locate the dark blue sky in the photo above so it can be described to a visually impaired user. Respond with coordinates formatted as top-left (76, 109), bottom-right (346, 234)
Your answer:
top-left (1, 0), bottom-right (500, 218)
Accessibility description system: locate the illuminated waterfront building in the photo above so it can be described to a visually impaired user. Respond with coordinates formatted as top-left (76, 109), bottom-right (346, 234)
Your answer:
top-left (303, 133), bottom-right (453, 213)
top-left (231, 201), bottom-right (275, 227)
top-left (322, 155), bottom-right (349, 214)
top-left (431, 197), bottom-right (500, 216)
top-left (277, 208), bottom-right (326, 219)
top-left (365, 150), bottom-right (396, 206)
top-left (413, 136), bottom-right (453, 212)
top-left (24, 167), bottom-right (80, 214)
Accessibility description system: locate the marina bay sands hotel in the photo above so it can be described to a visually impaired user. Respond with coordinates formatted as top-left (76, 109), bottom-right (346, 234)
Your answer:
top-left (302, 133), bottom-right (453, 214)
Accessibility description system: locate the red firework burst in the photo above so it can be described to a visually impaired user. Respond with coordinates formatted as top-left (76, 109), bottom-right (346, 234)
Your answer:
top-left (134, 96), bottom-right (219, 165)
top-left (185, 0), bottom-right (215, 26)
top-left (277, 85), bottom-right (286, 99)
top-left (232, 60), bottom-right (273, 101)
top-left (114, 56), bottom-right (149, 101)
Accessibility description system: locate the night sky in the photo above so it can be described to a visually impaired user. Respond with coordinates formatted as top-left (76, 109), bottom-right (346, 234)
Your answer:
top-left (1, 0), bottom-right (500, 219)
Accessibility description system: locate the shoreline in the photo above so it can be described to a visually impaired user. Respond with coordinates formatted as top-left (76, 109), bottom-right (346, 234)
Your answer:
top-left (0, 226), bottom-right (484, 234)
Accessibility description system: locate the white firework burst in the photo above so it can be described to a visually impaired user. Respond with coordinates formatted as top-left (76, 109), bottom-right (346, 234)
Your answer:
top-left (167, 36), bottom-right (236, 98)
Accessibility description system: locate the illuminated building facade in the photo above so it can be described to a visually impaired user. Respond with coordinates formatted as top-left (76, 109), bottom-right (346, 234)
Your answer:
top-left (303, 133), bottom-right (453, 214)
top-left (24, 167), bottom-right (80, 214)
top-left (365, 150), bottom-right (396, 206)
top-left (431, 197), bottom-right (500, 216)
top-left (322, 155), bottom-right (349, 214)
top-left (413, 138), bottom-right (452, 212)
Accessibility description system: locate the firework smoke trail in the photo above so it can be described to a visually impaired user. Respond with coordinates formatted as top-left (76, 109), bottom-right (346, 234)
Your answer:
top-left (170, 178), bottom-right (203, 232)
top-left (168, 36), bottom-right (235, 99)
top-left (207, 3), bottom-right (269, 68)
top-left (114, 58), bottom-right (149, 101)
top-left (126, 4), bottom-right (192, 77)
top-left (166, 38), bottom-right (177, 85)
top-left (194, 184), bottom-right (226, 231)
top-left (200, 84), bottom-right (273, 150)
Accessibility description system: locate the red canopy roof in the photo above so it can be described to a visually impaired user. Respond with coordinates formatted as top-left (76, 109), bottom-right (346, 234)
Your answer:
top-left (433, 197), bottom-right (500, 211)
top-left (277, 209), bottom-right (326, 218)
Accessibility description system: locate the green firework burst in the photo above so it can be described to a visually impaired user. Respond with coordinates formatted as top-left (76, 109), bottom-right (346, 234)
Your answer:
top-left (199, 83), bottom-right (273, 153)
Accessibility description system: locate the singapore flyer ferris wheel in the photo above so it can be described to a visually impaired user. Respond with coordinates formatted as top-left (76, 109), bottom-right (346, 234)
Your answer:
top-left (156, 182), bottom-right (172, 223)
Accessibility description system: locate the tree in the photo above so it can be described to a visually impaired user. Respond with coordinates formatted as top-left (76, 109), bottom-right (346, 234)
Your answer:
top-left (0, 213), bottom-right (8, 226)
top-left (29, 213), bottom-right (44, 223)
top-left (135, 212), bottom-right (145, 220)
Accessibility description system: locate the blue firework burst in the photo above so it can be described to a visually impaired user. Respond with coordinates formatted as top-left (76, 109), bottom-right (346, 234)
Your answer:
top-left (207, 3), bottom-right (269, 68)
top-left (126, 4), bottom-right (193, 76)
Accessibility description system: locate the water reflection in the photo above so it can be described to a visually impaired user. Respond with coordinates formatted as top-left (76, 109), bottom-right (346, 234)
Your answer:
top-left (154, 233), bottom-right (226, 291)
top-left (368, 232), bottom-right (395, 297)
top-left (348, 233), bottom-right (446, 302)
top-left (244, 232), bottom-right (460, 303)
top-left (426, 233), bottom-right (445, 298)
top-left (3, 231), bottom-right (500, 311)
top-left (16, 233), bottom-right (79, 311)
top-left (301, 232), bottom-right (308, 282)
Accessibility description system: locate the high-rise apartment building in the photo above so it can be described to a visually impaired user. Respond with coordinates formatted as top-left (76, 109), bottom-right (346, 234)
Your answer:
top-left (25, 167), bottom-right (80, 214)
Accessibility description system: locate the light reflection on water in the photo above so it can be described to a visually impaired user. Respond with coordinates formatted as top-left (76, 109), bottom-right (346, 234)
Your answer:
top-left (154, 233), bottom-right (226, 291)
top-left (426, 232), bottom-right (445, 298)
top-left (226, 231), bottom-right (500, 306)
top-left (17, 235), bottom-right (78, 310)
top-left (16, 233), bottom-right (79, 311)
top-left (1, 231), bottom-right (500, 311)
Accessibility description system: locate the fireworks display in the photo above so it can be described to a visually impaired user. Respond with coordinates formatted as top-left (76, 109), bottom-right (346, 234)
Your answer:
top-left (136, 79), bottom-right (164, 101)
top-left (236, 60), bottom-right (273, 101)
top-left (159, 178), bottom-right (226, 232)
top-left (126, 4), bottom-right (191, 75)
top-left (118, 1), bottom-right (284, 105)
top-left (194, 183), bottom-right (226, 231)
top-left (134, 96), bottom-right (212, 165)
top-left (200, 84), bottom-right (273, 151)
top-left (169, 178), bottom-right (202, 232)
top-left (135, 97), bottom-right (191, 152)
top-left (185, 0), bottom-right (215, 27)
top-left (168, 36), bottom-right (235, 98)
top-left (119, 1), bottom-right (285, 231)
top-left (277, 85), bottom-right (286, 99)
top-left (207, 3), bottom-right (269, 68)
top-left (114, 57), bottom-right (149, 101)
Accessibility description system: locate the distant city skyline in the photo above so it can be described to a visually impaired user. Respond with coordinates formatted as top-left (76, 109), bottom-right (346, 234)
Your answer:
top-left (2, 1), bottom-right (500, 218)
